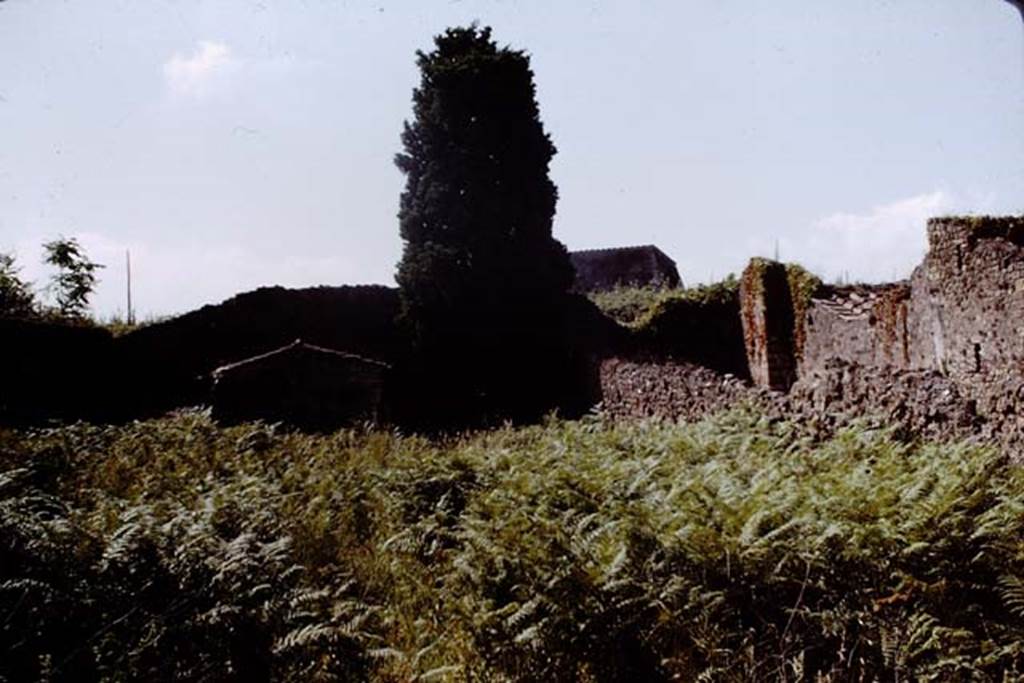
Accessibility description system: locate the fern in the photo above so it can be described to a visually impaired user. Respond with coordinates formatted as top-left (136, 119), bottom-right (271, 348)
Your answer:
top-left (3, 409), bottom-right (1024, 680)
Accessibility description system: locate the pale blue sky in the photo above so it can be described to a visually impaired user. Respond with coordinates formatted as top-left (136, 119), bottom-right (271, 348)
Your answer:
top-left (1, 0), bottom-right (1021, 316)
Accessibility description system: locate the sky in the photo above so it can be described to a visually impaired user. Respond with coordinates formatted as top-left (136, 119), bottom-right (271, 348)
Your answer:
top-left (1, 0), bottom-right (1022, 318)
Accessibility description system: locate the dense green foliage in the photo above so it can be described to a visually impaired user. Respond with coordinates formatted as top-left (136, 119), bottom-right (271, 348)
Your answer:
top-left (392, 26), bottom-right (574, 424)
top-left (3, 411), bottom-right (1024, 680)
top-left (598, 277), bottom-right (748, 375)
top-left (590, 277), bottom-right (740, 328)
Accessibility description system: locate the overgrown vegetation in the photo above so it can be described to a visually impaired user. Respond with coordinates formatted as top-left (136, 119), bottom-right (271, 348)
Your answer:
top-left (589, 277), bottom-right (739, 328)
top-left (784, 264), bottom-right (823, 358)
top-left (3, 410), bottom-right (1023, 681)
top-left (595, 277), bottom-right (748, 376)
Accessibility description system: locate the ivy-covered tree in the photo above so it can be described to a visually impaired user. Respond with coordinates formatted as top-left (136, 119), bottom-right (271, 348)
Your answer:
top-left (394, 26), bottom-right (575, 424)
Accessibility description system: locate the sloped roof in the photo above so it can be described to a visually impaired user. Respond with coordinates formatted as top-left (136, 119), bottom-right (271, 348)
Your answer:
top-left (213, 339), bottom-right (390, 378)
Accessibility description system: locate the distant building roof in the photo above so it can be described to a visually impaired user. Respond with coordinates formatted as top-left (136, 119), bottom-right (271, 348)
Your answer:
top-left (569, 245), bottom-right (681, 292)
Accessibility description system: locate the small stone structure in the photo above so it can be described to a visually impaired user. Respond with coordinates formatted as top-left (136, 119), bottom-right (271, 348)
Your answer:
top-left (570, 245), bottom-right (681, 292)
top-left (212, 340), bottom-right (389, 430)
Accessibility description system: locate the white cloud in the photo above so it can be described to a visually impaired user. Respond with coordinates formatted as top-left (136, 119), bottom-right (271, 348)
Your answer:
top-left (163, 41), bottom-right (237, 98)
top-left (756, 190), bottom-right (995, 284)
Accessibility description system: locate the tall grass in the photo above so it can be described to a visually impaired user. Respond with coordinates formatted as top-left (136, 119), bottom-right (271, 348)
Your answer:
top-left (2, 410), bottom-right (1023, 680)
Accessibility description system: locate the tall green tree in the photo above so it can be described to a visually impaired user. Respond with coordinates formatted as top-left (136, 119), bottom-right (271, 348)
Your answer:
top-left (42, 237), bottom-right (103, 319)
top-left (394, 26), bottom-right (574, 423)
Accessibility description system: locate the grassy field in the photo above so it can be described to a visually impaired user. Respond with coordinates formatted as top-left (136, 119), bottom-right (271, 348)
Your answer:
top-left (3, 410), bottom-right (1024, 681)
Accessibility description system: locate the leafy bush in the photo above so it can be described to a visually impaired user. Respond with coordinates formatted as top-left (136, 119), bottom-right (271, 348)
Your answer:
top-left (590, 277), bottom-right (739, 328)
top-left (2, 410), bottom-right (1024, 680)
top-left (42, 237), bottom-right (104, 320)
top-left (612, 276), bottom-right (748, 376)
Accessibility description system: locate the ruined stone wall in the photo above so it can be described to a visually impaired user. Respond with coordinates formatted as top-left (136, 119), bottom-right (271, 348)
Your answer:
top-left (740, 260), bottom-right (798, 391)
top-left (910, 216), bottom-right (1024, 424)
top-left (754, 215), bottom-right (1024, 446)
top-left (598, 357), bottom-right (758, 422)
top-left (596, 356), bottom-right (981, 445)
top-left (647, 215), bottom-right (1024, 451)
top-left (800, 283), bottom-right (912, 375)
top-left (759, 216), bottom-right (1024, 407)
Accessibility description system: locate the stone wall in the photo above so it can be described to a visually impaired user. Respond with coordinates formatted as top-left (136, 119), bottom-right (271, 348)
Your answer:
top-left (740, 259), bottom-right (798, 391)
top-left (9, 215), bottom-right (1024, 440)
top-left (597, 356), bottom-right (981, 445)
top-left (910, 217), bottom-right (1024, 429)
top-left (606, 215), bottom-right (1024, 452)
top-left (801, 283), bottom-right (912, 375)
top-left (918, 218), bottom-right (1024, 378)
top-left (598, 357), bottom-right (758, 422)
top-left (794, 217), bottom-right (1024, 430)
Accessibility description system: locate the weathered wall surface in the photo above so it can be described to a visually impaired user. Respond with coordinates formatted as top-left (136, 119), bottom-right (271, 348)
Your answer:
top-left (919, 218), bottom-right (1024, 376)
top-left (911, 217), bottom-right (1024, 427)
top-left (597, 356), bottom-right (980, 444)
top-left (740, 260), bottom-right (798, 391)
top-left (794, 217), bottom-right (1024, 429)
top-left (794, 218), bottom-right (1024, 386)
top-left (801, 283), bottom-right (912, 375)
top-left (606, 215), bottom-right (1024, 452)
top-left (598, 357), bottom-right (757, 422)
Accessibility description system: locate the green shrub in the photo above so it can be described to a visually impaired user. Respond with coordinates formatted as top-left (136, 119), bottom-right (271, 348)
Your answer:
top-left (2, 410), bottom-right (1023, 680)
top-left (590, 276), bottom-right (739, 328)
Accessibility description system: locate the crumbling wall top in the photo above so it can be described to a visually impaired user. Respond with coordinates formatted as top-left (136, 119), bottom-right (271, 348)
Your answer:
top-left (927, 215), bottom-right (1024, 255)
